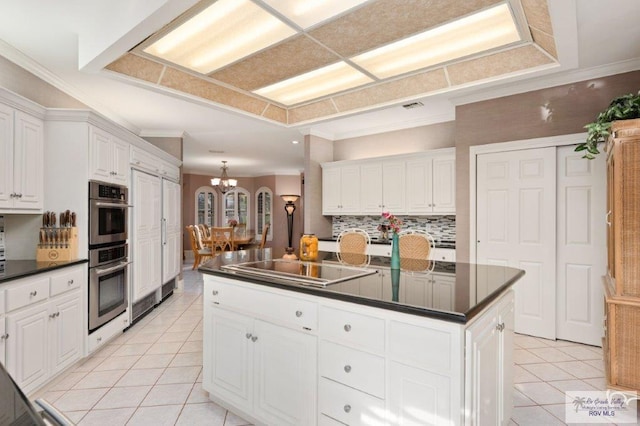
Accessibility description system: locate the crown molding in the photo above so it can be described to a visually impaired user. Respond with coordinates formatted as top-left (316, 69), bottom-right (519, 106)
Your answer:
top-left (0, 87), bottom-right (47, 118)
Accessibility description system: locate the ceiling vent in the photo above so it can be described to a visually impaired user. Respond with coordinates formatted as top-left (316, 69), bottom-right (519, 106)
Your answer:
top-left (402, 102), bottom-right (424, 109)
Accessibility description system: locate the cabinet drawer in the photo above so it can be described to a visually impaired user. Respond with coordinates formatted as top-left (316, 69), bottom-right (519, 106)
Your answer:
top-left (130, 146), bottom-right (161, 173)
top-left (389, 320), bottom-right (453, 373)
top-left (318, 414), bottom-right (346, 425)
top-left (319, 378), bottom-right (385, 426)
top-left (50, 266), bottom-right (84, 297)
top-left (6, 277), bottom-right (49, 312)
top-left (320, 306), bottom-right (384, 353)
top-left (320, 340), bottom-right (385, 398)
top-left (430, 248), bottom-right (455, 262)
top-left (208, 280), bottom-right (318, 330)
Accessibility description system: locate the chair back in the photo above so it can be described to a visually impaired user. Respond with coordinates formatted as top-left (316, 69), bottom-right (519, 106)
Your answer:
top-left (234, 223), bottom-right (247, 239)
top-left (259, 223), bottom-right (270, 249)
top-left (198, 224), bottom-right (210, 239)
top-left (193, 225), bottom-right (207, 250)
top-left (398, 230), bottom-right (435, 260)
top-left (186, 226), bottom-right (200, 252)
top-left (337, 229), bottom-right (370, 254)
top-left (211, 226), bottom-right (235, 252)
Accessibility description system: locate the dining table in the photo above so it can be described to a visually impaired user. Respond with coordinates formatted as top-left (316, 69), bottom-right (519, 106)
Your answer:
top-left (206, 229), bottom-right (256, 251)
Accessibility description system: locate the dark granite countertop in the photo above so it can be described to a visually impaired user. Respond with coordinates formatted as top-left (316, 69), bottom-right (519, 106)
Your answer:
top-left (199, 248), bottom-right (523, 324)
top-left (0, 259), bottom-right (88, 285)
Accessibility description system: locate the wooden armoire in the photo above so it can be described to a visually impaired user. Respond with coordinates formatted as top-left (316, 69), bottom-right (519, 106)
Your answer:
top-left (603, 118), bottom-right (640, 392)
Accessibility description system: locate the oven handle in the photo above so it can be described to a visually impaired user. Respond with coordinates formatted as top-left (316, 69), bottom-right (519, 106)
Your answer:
top-left (94, 261), bottom-right (131, 276)
top-left (94, 201), bottom-right (132, 208)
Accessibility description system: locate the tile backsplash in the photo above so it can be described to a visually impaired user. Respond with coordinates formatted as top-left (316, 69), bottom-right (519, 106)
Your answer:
top-left (332, 215), bottom-right (456, 242)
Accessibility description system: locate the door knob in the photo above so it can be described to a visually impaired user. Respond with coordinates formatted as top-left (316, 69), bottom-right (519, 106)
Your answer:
top-left (343, 324), bottom-right (352, 332)
top-left (295, 310), bottom-right (303, 317)
top-left (251, 336), bottom-right (258, 342)
top-left (344, 365), bottom-right (352, 373)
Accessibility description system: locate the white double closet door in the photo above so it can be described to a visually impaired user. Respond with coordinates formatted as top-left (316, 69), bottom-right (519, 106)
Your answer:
top-left (476, 144), bottom-right (605, 346)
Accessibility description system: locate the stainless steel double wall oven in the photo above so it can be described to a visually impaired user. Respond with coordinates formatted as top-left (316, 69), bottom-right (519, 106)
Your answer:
top-left (88, 180), bottom-right (130, 332)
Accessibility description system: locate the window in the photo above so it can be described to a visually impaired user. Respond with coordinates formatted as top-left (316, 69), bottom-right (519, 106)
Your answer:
top-left (255, 187), bottom-right (273, 241)
top-left (224, 187), bottom-right (250, 225)
top-left (195, 186), bottom-right (216, 226)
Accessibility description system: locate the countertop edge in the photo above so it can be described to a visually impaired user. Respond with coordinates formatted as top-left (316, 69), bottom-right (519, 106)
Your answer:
top-left (0, 259), bottom-right (88, 285)
top-left (199, 266), bottom-right (516, 324)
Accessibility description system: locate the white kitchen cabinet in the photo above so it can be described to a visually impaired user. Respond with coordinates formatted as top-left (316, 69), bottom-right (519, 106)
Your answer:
top-left (132, 170), bottom-right (162, 303)
top-left (6, 302), bottom-right (50, 393)
top-left (406, 153), bottom-right (455, 214)
top-left (204, 301), bottom-right (317, 426)
top-left (322, 165), bottom-right (360, 215)
top-left (360, 160), bottom-right (405, 214)
top-left (89, 125), bottom-right (129, 185)
top-left (4, 266), bottom-right (84, 395)
top-left (0, 318), bottom-right (5, 368)
top-left (0, 103), bottom-right (44, 211)
top-left (465, 290), bottom-right (514, 425)
top-left (49, 292), bottom-right (82, 376)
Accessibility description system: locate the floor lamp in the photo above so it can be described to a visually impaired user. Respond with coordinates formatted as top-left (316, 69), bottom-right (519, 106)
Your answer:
top-left (281, 194), bottom-right (300, 258)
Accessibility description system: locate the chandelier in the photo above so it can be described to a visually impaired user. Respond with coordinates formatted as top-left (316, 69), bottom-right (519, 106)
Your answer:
top-left (211, 161), bottom-right (237, 194)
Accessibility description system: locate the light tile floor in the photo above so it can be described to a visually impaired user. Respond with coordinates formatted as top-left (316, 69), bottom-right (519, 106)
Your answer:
top-left (31, 264), bottom-right (636, 425)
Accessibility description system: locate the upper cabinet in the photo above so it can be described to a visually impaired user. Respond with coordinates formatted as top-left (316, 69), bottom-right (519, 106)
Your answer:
top-left (322, 165), bottom-right (360, 215)
top-left (131, 146), bottom-right (180, 182)
top-left (89, 125), bottom-right (129, 185)
top-left (406, 153), bottom-right (456, 214)
top-left (322, 149), bottom-right (455, 216)
top-left (0, 103), bottom-right (44, 212)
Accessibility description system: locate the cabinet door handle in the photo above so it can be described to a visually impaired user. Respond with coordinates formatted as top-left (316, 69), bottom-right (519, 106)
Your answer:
top-left (251, 336), bottom-right (258, 342)
top-left (344, 365), bottom-right (352, 373)
top-left (246, 333), bottom-right (252, 339)
top-left (96, 337), bottom-right (102, 342)
top-left (295, 310), bottom-right (303, 317)
top-left (344, 324), bottom-right (352, 332)
top-left (1, 333), bottom-right (9, 340)
top-left (68, 279), bottom-right (74, 285)
top-left (606, 210), bottom-right (612, 226)
top-left (343, 404), bottom-right (352, 413)
top-left (30, 290), bottom-right (37, 297)
top-left (212, 290), bottom-right (219, 296)
top-left (496, 322), bottom-right (505, 332)
top-left (49, 313), bottom-right (56, 319)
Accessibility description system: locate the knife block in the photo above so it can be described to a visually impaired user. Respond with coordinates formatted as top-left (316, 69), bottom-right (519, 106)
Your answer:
top-left (36, 227), bottom-right (78, 262)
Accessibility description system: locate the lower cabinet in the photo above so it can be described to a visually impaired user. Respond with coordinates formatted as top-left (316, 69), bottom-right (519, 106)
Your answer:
top-left (203, 274), bottom-right (514, 425)
top-left (204, 304), bottom-right (317, 425)
top-left (464, 290), bottom-right (514, 425)
top-left (6, 290), bottom-right (82, 394)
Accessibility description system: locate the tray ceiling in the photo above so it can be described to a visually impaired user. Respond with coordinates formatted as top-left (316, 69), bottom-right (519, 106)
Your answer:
top-left (105, 0), bottom-right (557, 126)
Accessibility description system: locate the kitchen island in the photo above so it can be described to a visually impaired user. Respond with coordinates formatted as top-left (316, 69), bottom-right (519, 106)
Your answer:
top-left (200, 248), bottom-right (524, 426)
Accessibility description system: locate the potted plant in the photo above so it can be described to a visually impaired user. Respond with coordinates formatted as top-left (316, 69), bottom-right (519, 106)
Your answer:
top-left (576, 91), bottom-right (640, 159)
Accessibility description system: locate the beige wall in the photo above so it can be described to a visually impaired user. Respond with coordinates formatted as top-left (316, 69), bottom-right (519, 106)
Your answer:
top-left (333, 121), bottom-right (455, 161)
top-left (0, 56), bottom-right (87, 108)
top-left (304, 134), bottom-right (334, 237)
top-left (455, 70), bottom-right (640, 262)
top-left (142, 136), bottom-right (183, 160)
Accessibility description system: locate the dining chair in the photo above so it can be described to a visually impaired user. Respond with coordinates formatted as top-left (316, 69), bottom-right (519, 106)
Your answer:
top-left (398, 229), bottom-right (435, 260)
top-left (210, 226), bottom-right (235, 253)
top-left (336, 229), bottom-right (370, 266)
top-left (187, 225), bottom-right (213, 269)
top-left (198, 223), bottom-right (211, 239)
top-left (244, 223), bottom-right (269, 250)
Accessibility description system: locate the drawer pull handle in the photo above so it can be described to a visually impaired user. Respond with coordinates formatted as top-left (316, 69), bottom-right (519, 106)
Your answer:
top-left (96, 337), bottom-right (102, 342)
top-left (495, 322), bottom-right (505, 332)
top-left (68, 279), bottom-right (74, 285)
top-left (344, 324), bottom-right (351, 332)
top-left (295, 310), bottom-right (303, 317)
top-left (1, 333), bottom-right (8, 340)
top-left (344, 365), bottom-right (352, 373)
top-left (30, 290), bottom-right (38, 297)
top-left (49, 313), bottom-right (56, 319)
top-left (246, 333), bottom-right (252, 339)
top-left (212, 290), bottom-right (219, 296)
top-left (344, 404), bottom-right (352, 413)
top-left (251, 336), bottom-right (258, 342)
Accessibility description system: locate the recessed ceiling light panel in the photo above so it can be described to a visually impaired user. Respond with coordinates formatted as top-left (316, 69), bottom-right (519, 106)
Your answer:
top-left (254, 61), bottom-right (374, 106)
top-left (351, 3), bottom-right (522, 79)
top-left (260, 0), bottom-right (369, 29)
top-left (144, 0), bottom-right (296, 74)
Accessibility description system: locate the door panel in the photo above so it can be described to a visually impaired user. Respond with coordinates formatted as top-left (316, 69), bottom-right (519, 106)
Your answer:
top-left (556, 146), bottom-right (606, 346)
top-left (477, 147), bottom-right (556, 339)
